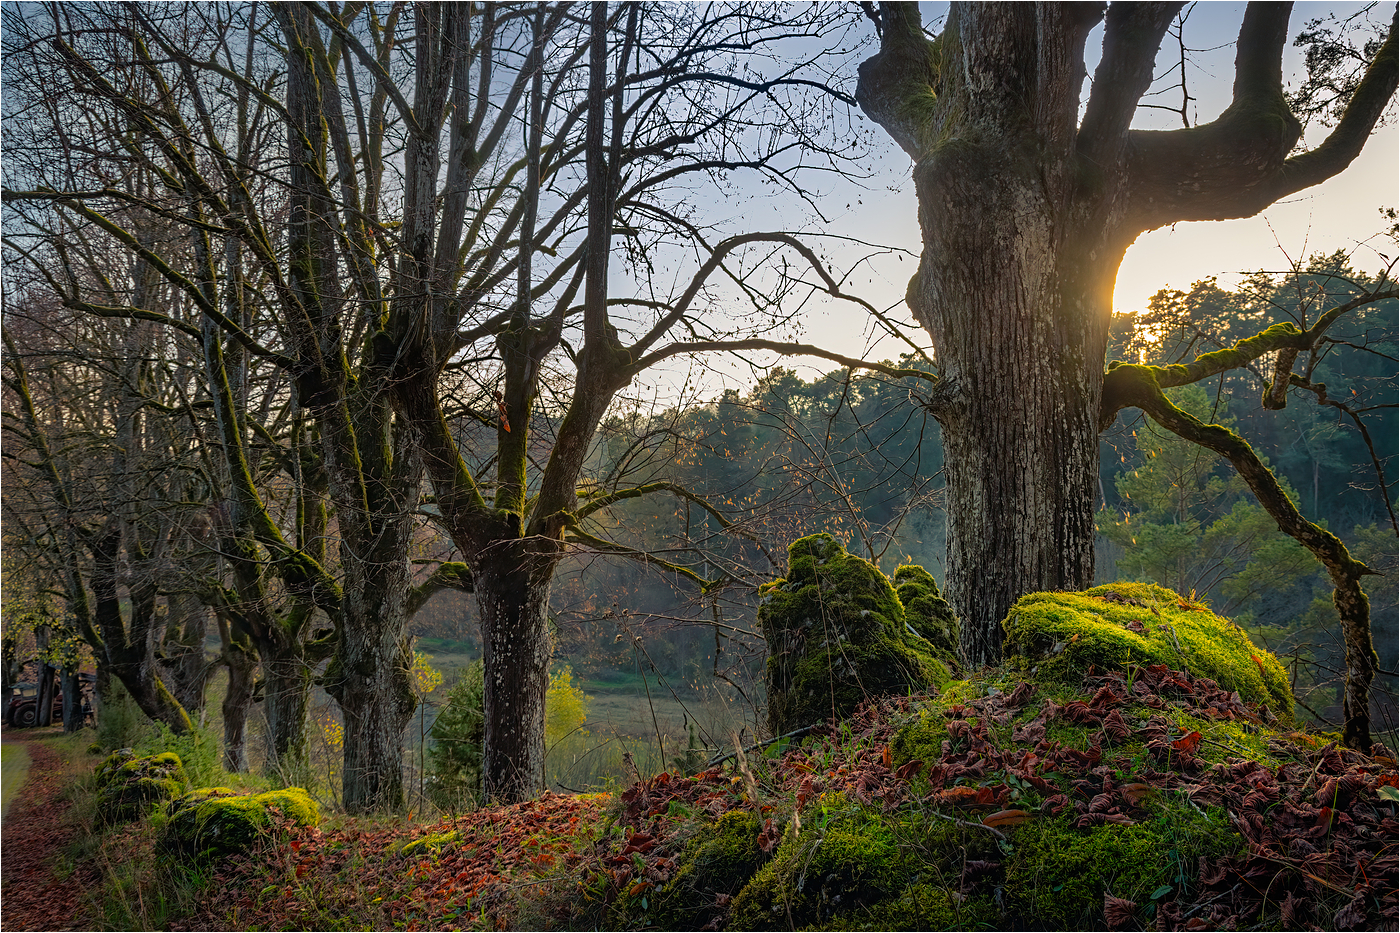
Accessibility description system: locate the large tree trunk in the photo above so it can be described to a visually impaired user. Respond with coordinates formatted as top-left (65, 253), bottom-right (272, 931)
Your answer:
top-left (912, 148), bottom-right (1112, 662)
top-left (857, 2), bottom-right (1394, 667)
top-left (475, 547), bottom-right (556, 803)
top-left (332, 576), bottom-right (416, 813)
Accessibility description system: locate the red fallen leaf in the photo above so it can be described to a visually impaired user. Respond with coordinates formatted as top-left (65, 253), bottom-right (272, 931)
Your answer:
top-left (881, 745), bottom-right (893, 769)
top-left (628, 881), bottom-right (652, 898)
top-left (1251, 655), bottom-right (1268, 678)
top-left (1104, 893), bottom-right (1136, 929)
top-left (290, 839), bottom-right (302, 853)
top-left (894, 759), bottom-right (925, 782)
top-left (975, 785), bottom-right (1006, 806)
top-left (982, 809), bottom-right (1032, 828)
top-left (1314, 806), bottom-right (1334, 831)
top-left (1172, 731), bottom-right (1203, 754)
top-left (1125, 619), bottom-right (1146, 633)
top-left (796, 776), bottom-right (816, 809)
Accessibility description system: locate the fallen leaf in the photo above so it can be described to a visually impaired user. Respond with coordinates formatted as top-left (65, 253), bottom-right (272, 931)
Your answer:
top-left (1104, 893), bottom-right (1136, 929)
top-left (1172, 731), bottom-right (1203, 754)
top-left (982, 809), bottom-right (1032, 828)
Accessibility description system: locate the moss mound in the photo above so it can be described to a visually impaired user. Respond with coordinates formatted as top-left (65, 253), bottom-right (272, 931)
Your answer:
top-left (94, 751), bottom-right (188, 824)
top-left (724, 799), bottom-right (997, 930)
top-left (893, 564), bottom-right (959, 659)
top-left (760, 534), bottom-right (952, 734)
top-left (648, 810), bottom-right (767, 929)
top-left (162, 786), bottom-right (320, 860)
top-left (1003, 582), bottom-right (1293, 724)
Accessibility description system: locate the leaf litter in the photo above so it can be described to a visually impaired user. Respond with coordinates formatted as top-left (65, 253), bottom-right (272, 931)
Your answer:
top-left (184, 662), bottom-right (1397, 930)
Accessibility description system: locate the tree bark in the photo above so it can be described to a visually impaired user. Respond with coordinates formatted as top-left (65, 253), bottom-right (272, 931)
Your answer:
top-left (218, 614), bottom-right (255, 773)
top-left (858, 1), bottom-right (1397, 664)
top-left (60, 669), bottom-right (81, 733)
top-left (474, 544), bottom-right (557, 802)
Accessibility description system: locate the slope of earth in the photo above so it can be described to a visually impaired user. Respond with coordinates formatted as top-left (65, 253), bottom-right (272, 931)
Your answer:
top-left (0, 728), bottom-right (99, 932)
top-left (181, 659), bottom-right (1398, 931)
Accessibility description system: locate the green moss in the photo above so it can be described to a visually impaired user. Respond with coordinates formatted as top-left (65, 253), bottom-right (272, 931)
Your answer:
top-left (397, 829), bottom-right (461, 858)
top-left (650, 810), bottom-right (766, 930)
top-left (760, 535), bottom-right (950, 734)
top-left (94, 751), bottom-right (189, 824)
top-left (1003, 798), bottom-right (1242, 929)
top-left (893, 564), bottom-right (959, 661)
top-left (162, 786), bottom-right (320, 860)
top-left (725, 801), bottom-right (998, 931)
top-left (1002, 582), bottom-right (1293, 724)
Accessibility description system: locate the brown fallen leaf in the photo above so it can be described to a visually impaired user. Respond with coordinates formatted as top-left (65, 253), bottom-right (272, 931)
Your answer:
top-left (982, 809), bottom-right (1032, 828)
top-left (1103, 893), bottom-right (1136, 929)
top-left (1120, 782), bottom-right (1156, 805)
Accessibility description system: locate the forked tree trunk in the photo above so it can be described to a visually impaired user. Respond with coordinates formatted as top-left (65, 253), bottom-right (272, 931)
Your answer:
top-left (475, 548), bottom-right (556, 803)
top-left (858, 3), bottom-right (1394, 669)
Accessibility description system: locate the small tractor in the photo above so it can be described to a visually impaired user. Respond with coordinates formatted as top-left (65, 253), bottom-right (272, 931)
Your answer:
top-left (4, 674), bottom-right (95, 728)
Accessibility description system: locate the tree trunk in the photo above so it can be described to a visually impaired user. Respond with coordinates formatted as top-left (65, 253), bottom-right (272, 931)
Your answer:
top-left (904, 133), bottom-right (1115, 665)
top-left (35, 628), bottom-right (54, 728)
top-left (332, 589), bottom-right (416, 814)
top-left (328, 497), bottom-right (419, 813)
top-left (258, 645), bottom-right (311, 783)
top-left (60, 669), bottom-right (81, 733)
top-left (219, 616), bottom-right (256, 773)
top-left (163, 592), bottom-right (214, 715)
top-left (475, 550), bottom-right (555, 803)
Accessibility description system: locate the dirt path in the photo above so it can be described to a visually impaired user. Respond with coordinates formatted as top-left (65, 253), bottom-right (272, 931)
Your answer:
top-left (0, 729), bottom-right (96, 932)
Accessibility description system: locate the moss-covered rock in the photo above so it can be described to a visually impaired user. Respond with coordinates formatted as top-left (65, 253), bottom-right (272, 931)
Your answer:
top-left (1002, 582), bottom-right (1293, 723)
top-left (649, 810), bottom-right (766, 930)
top-left (760, 534), bottom-right (952, 735)
top-left (161, 786), bottom-right (320, 860)
top-left (1003, 803), bottom-right (1242, 928)
top-left (94, 751), bottom-right (188, 824)
top-left (892, 564), bottom-right (959, 660)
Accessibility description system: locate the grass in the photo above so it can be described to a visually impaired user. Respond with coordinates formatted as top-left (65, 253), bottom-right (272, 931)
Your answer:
top-left (2, 741), bottom-right (33, 817)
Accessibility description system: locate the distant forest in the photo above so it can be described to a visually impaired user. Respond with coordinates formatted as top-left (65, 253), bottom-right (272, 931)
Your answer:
top-left (411, 255), bottom-right (1398, 732)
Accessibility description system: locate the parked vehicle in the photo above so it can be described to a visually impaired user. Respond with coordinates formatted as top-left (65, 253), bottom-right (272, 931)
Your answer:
top-left (4, 674), bottom-right (94, 728)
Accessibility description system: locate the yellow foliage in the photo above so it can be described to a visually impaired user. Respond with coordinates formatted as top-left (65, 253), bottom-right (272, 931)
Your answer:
top-left (545, 665), bottom-right (591, 748)
top-left (411, 651), bottom-right (444, 698)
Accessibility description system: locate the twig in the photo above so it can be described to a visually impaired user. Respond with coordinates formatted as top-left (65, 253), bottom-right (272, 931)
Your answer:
top-left (1181, 883), bottom-right (1241, 921)
top-left (703, 723), bottom-right (820, 770)
top-left (924, 808), bottom-right (1007, 842)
